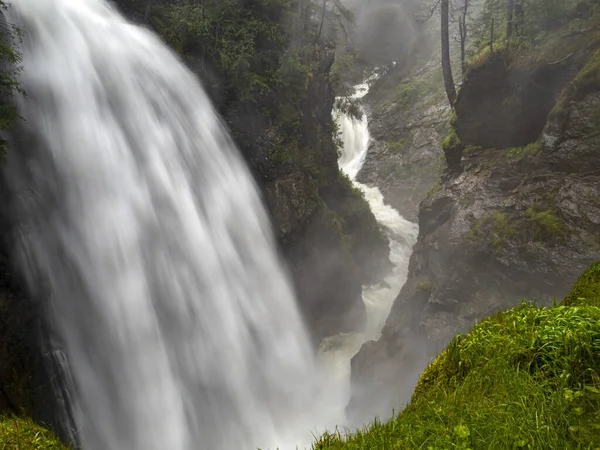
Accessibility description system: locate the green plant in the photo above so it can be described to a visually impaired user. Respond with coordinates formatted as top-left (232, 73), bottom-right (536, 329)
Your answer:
top-left (469, 210), bottom-right (516, 252)
top-left (0, 416), bottom-right (68, 449)
top-left (523, 208), bottom-right (567, 241)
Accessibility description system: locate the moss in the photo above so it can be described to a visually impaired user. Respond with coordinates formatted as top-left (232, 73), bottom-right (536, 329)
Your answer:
top-left (469, 207), bottom-right (568, 252)
top-left (550, 49), bottom-right (600, 127)
top-left (424, 181), bottom-right (443, 202)
top-left (0, 416), bottom-right (68, 449)
top-left (386, 137), bottom-right (410, 154)
top-left (572, 48), bottom-right (600, 99)
top-left (416, 277), bottom-right (432, 291)
top-left (505, 141), bottom-right (542, 160)
top-left (441, 128), bottom-right (460, 151)
top-left (562, 262), bottom-right (600, 307)
top-left (469, 210), bottom-right (516, 252)
top-left (466, 46), bottom-right (493, 72)
top-left (463, 144), bottom-right (484, 155)
top-left (458, 192), bottom-right (475, 206)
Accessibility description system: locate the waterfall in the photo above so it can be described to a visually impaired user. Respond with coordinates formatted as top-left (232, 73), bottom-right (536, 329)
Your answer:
top-left (5, 1), bottom-right (317, 449)
top-left (318, 78), bottom-right (418, 423)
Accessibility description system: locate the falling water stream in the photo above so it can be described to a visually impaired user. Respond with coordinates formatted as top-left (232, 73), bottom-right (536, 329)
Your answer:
top-left (5, 1), bottom-right (417, 448)
top-left (6, 1), bottom-right (317, 449)
top-left (317, 79), bottom-right (418, 427)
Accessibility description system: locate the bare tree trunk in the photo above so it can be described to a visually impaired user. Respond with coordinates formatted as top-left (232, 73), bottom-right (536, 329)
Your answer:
top-left (316, 0), bottom-right (327, 42)
top-left (506, 0), bottom-right (515, 49)
top-left (490, 18), bottom-right (495, 53)
top-left (441, 0), bottom-right (457, 105)
top-left (459, 0), bottom-right (468, 75)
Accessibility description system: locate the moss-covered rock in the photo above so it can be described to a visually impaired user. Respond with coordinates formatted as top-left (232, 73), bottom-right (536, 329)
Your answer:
top-left (454, 27), bottom-right (598, 149)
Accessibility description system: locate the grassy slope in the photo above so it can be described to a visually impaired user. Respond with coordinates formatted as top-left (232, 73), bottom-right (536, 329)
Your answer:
top-left (313, 263), bottom-right (600, 449)
top-left (0, 416), bottom-right (67, 449)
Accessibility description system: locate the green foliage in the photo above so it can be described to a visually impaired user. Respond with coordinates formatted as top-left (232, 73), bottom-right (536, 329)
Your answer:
top-left (523, 207), bottom-right (568, 241)
top-left (469, 206), bottom-right (568, 252)
top-left (563, 262), bottom-right (600, 307)
top-left (313, 283), bottom-right (600, 449)
top-left (469, 210), bottom-right (516, 252)
top-left (505, 142), bottom-right (542, 160)
top-left (153, 0), bottom-right (290, 107)
top-left (0, 416), bottom-right (68, 449)
top-left (468, 0), bottom-right (586, 69)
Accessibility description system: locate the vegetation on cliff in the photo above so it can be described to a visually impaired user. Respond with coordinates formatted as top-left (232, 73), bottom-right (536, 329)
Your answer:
top-left (313, 263), bottom-right (600, 449)
top-left (0, 415), bottom-right (67, 449)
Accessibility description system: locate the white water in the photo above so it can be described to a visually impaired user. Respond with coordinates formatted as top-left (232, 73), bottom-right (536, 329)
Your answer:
top-left (318, 79), bottom-right (418, 420)
top-left (6, 1), bottom-right (320, 449)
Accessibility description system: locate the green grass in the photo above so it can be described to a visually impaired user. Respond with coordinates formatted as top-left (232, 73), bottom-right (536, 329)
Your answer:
top-left (312, 263), bottom-right (600, 449)
top-left (0, 416), bottom-right (68, 449)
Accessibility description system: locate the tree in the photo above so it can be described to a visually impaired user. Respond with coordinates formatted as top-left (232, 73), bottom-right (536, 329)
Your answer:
top-left (455, 0), bottom-right (470, 75)
top-left (506, 0), bottom-right (515, 48)
top-left (441, 0), bottom-right (457, 105)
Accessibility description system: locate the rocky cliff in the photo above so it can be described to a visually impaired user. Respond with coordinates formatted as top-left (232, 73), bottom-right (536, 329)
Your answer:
top-left (239, 47), bottom-right (391, 341)
top-left (349, 24), bottom-right (600, 422)
top-left (356, 29), bottom-right (447, 223)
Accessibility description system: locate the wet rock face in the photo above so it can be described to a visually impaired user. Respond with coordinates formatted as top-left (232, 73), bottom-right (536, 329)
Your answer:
top-left (543, 90), bottom-right (600, 173)
top-left (348, 43), bottom-right (600, 421)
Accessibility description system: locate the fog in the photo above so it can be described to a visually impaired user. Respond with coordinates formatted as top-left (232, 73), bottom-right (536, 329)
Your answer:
top-left (342, 0), bottom-right (431, 65)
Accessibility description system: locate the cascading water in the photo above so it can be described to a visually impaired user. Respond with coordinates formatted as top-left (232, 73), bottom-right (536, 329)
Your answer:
top-left (318, 78), bottom-right (419, 421)
top-left (5, 1), bottom-right (319, 449)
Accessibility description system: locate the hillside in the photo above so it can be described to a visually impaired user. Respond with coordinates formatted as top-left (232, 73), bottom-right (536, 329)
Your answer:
top-left (314, 262), bottom-right (600, 449)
